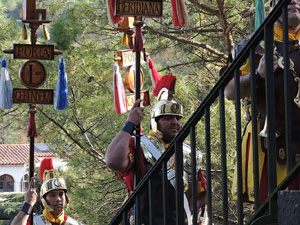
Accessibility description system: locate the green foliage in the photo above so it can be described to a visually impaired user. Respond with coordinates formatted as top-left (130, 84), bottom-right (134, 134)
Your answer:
top-left (0, 171), bottom-right (43, 223)
top-left (50, 9), bottom-right (85, 50)
top-left (0, 198), bottom-right (23, 220)
top-left (0, 193), bottom-right (23, 202)
top-left (63, 167), bottom-right (127, 224)
top-left (0, 0), bottom-right (29, 144)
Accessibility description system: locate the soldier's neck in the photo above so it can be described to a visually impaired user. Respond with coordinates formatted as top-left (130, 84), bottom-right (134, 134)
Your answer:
top-left (275, 21), bottom-right (300, 36)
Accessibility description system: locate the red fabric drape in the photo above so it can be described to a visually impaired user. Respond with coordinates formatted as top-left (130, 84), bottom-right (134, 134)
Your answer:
top-left (133, 26), bottom-right (144, 53)
top-left (106, 0), bottom-right (122, 24)
top-left (148, 58), bottom-right (161, 88)
top-left (171, 0), bottom-right (189, 27)
top-left (113, 63), bottom-right (127, 114)
top-left (27, 112), bottom-right (38, 138)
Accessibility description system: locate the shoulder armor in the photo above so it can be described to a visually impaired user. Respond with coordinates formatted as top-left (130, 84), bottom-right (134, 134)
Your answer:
top-left (231, 39), bottom-right (249, 60)
top-left (141, 135), bottom-right (165, 165)
top-left (32, 214), bottom-right (83, 225)
top-left (65, 216), bottom-right (84, 225)
top-left (33, 215), bottom-right (48, 225)
top-left (231, 32), bottom-right (267, 61)
top-left (231, 32), bottom-right (256, 60)
top-left (141, 135), bottom-right (203, 173)
top-left (182, 143), bottom-right (203, 174)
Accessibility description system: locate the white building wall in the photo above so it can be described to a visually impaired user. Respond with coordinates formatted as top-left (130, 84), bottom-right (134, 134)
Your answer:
top-left (0, 164), bottom-right (27, 192)
top-left (0, 157), bottom-right (67, 193)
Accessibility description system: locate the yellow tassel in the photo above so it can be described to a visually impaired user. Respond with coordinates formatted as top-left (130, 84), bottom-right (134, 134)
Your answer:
top-left (43, 25), bottom-right (50, 40)
top-left (22, 24), bottom-right (27, 40)
top-left (121, 33), bottom-right (128, 46)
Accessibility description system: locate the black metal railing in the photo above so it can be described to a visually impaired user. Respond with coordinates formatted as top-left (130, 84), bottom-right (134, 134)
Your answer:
top-left (108, 0), bottom-right (300, 224)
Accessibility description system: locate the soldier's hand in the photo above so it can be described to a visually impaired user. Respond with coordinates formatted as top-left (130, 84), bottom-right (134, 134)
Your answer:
top-left (24, 177), bottom-right (37, 206)
top-left (257, 53), bottom-right (278, 79)
top-left (127, 99), bottom-right (145, 125)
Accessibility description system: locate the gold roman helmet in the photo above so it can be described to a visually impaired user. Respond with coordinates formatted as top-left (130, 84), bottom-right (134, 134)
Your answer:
top-left (39, 158), bottom-right (69, 211)
top-left (151, 75), bottom-right (183, 137)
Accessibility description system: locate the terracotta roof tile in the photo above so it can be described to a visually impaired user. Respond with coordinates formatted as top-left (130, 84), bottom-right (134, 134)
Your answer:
top-left (0, 144), bottom-right (57, 165)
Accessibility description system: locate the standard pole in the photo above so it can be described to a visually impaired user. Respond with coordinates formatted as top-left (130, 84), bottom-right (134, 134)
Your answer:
top-left (29, 135), bottom-right (34, 225)
top-left (28, 104), bottom-right (36, 224)
top-left (134, 16), bottom-right (142, 184)
top-left (133, 16), bottom-right (143, 225)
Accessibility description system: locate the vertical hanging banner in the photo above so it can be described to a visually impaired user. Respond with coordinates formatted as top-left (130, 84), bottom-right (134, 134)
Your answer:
top-left (255, 0), bottom-right (266, 31)
top-left (115, 0), bottom-right (163, 17)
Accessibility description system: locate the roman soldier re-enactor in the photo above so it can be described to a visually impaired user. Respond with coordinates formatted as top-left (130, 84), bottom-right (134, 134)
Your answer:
top-left (11, 158), bottom-right (83, 225)
top-left (106, 75), bottom-right (207, 225)
top-left (225, 0), bottom-right (300, 204)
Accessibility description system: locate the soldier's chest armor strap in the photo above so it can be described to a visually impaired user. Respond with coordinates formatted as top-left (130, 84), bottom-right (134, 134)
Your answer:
top-left (140, 135), bottom-right (195, 174)
top-left (275, 41), bottom-right (300, 74)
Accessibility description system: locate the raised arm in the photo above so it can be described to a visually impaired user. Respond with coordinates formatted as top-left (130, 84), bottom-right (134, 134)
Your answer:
top-left (224, 73), bottom-right (252, 100)
top-left (225, 53), bottom-right (278, 100)
top-left (105, 99), bottom-right (145, 173)
top-left (11, 177), bottom-right (37, 225)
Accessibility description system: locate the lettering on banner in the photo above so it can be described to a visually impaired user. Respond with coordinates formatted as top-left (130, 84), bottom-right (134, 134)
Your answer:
top-left (13, 44), bottom-right (54, 60)
top-left (116, 0), bottom-right (163, 17)
top-left (13, 88), bottom-right (54, 104)
top-left (117, 49), bottom-right (146, 68)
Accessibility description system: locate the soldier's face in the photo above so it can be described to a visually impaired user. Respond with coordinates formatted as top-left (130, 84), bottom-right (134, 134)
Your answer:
top-left (45, 189), bottom-right (66, 215)
top-left (277, 0), bottom-right (300, 27)
top-left (157, 115), bottom-right (182, 143)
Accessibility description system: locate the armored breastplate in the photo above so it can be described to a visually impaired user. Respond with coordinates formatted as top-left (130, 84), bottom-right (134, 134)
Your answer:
top-left (141, 135), bottom-right (203, 191)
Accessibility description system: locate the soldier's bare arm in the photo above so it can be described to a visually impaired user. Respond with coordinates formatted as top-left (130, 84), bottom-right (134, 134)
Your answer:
top-left (11, 177), bottom-right (37, 225)
top-left (105, 99), bottom-right (145, 173)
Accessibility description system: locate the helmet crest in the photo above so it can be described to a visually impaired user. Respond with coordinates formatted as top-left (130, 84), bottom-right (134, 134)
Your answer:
top-left (153, 75), bottom-right (177, 99)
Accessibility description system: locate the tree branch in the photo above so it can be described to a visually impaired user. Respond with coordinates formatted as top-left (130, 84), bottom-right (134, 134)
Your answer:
top-left (37, 108), bottom-right (106, 165)
top-left (143, 25), bottom-right (228, 60)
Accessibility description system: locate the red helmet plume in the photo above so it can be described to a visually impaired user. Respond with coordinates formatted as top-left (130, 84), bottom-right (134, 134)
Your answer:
top-left (153, 75), bottom-right (177, 97)
top-left (39, 157), bottom-right (54, 181)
